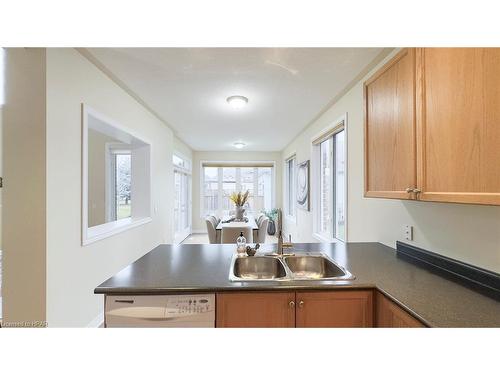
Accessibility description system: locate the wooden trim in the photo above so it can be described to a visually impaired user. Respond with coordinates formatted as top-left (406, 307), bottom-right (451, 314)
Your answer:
top-left (364, 48), bottom-right (410, 87)
top-left (418, 192), bottom-right (500, 206)
top-left (415, 48), bottom-right (426, 200)
top-left (411, 49), bottom-right (418, 197)
top-left (365, 191), bottom-right (414, 200)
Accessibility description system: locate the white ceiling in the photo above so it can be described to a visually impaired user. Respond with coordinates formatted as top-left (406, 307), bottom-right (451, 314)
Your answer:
top-left (85, 48), bottom-right (384, 151)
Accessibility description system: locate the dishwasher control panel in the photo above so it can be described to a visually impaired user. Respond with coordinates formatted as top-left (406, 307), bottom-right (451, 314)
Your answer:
top-left (165, 294), bottom-right (215, 315)
top-left (105, 294), bottom-right (216, 327)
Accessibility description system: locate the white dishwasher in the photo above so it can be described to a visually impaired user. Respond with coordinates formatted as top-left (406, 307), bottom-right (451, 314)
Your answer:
top-left (105, 294), bottom-right (215, 327)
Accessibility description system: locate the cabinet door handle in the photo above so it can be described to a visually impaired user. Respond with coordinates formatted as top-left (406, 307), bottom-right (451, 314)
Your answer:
top-left (405, 187), bottom-right (414, 193)
top-left (413, 188), bottom-right (421, 194)
top-left (298, 300), bottom-right (304, 308)
top-left (289, 301), bottom-right (295, 308)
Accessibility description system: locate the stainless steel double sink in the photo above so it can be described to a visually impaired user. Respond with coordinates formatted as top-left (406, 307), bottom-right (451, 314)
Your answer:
top-left (229, 253), bottom-right (354, 282)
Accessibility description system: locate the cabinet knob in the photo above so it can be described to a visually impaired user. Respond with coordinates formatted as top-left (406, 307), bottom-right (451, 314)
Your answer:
top-left (405, 187), bottom-right (414, 193)
top-left (298, 300), bottom-right (304, 308)
top-left (413, 188), bottom-right (422, 194)
top-left (289, 301), bottom-right (295, 308)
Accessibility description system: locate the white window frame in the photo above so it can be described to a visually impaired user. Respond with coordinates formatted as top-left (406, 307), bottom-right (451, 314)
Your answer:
top-left (82, 104), bottom-right (152, 246)
top-left (105, 144), bottom-right (132, 222)
top-left (311, 113), bottom-right (348, 243)
top-left (199, 161), bottom-right (276, 219)
top-left (284, 153), bottom-right (297, 222)
top-left (173, 152), bottom-right (192, 244)
top-left (173, 153), bottom-right (191, 171)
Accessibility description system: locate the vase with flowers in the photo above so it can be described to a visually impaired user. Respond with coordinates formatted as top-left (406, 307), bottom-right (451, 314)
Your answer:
top-left (229, 190), bottom-right (250, 221)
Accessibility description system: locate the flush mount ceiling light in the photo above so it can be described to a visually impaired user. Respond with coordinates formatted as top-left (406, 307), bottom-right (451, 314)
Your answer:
top-left (233, 142), bottom-right (246, 149)
top-left (227, 95), bottom-right (248, 109)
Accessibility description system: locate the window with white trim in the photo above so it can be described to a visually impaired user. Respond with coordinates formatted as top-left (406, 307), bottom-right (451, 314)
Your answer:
top-left (83, 105), bottom-right (151, 245)
top-left (285, 156), bottom-right (296, 217)
top-left (109, 150), bottom-right (132, 221)
top-left (202, 164), bottom-right (274, 218)
top-left (313, 120), bottom-right (346, 241)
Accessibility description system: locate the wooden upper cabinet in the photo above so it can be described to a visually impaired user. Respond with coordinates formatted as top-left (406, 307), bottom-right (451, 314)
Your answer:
top-left (216, 292), bottom-right (295, 328)
top-left (416, 48), bottom-right (500, 205)
top-left (296, 291), bottom-right (373, 328)
top-left (375, 291), bottom-right (425, 328)
top-left (364, 48), bottom-right (417, 199)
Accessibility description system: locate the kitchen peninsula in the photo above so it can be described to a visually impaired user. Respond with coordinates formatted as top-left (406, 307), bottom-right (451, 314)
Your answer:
top-left (95, 242), bottom-right (500, 328)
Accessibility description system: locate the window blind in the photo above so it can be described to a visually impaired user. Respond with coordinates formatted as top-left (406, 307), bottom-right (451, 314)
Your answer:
top-left (311, 121), bottom-right (345, 145)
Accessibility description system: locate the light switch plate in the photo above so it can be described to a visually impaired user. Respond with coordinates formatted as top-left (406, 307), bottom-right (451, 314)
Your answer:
top-left (404, 225), bottom-right (413, 241)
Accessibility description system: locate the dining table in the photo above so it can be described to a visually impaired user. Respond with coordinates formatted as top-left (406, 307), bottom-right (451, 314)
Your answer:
top-left (215, 214), bottom-right (258, 231)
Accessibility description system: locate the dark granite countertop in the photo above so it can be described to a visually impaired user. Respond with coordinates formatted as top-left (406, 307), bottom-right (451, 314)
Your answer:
top-left (95, 242), bottom-right (500, 327)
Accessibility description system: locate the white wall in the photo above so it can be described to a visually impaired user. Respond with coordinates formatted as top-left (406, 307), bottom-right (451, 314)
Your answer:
top-left (282, 49), bottom-right (500, 273)
top-left (46, 48), bottom-right (176, 326)
top-left (3, 48), bottom-right (47, 324)
top-left (174, 136), bottom-right (193, 161)
top-left (192, 151), bottom-right (282, 232)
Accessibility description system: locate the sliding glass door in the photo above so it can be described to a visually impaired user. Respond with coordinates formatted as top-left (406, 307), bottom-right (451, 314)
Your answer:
top-left (315, 129), bottom-right (346, 241)
top-left (174, 170), bottom-right (191, 244)
top-left (334, 131), bottom-right (346, 241)
top-left (173, 154), bottom-right (192, 244)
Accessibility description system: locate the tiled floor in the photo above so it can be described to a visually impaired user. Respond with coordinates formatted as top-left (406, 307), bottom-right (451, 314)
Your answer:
top-left (182, 233), bottom-right (278, 244)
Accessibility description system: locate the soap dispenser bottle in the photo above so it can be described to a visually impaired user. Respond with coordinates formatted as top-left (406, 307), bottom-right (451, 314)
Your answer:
top-left (236, 231), bottom-right (247, 256)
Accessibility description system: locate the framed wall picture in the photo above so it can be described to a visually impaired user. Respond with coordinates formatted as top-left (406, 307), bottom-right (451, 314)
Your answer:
top-left (297, 160), bottom-right (310, 211)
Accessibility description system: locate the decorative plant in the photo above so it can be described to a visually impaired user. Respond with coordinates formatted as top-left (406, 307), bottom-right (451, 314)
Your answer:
top-left (229, 190), bottom-right (250, 206)
top-left (264, 208), bottom-right (279, 222)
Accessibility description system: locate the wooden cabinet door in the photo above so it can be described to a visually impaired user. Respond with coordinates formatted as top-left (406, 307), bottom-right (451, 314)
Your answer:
top-left (296, 291), bottom-right (373, 328)
top-left (364, 48), bottom-right (417, 199)
top-left (416, 48), bottom-right (500, 205)
top-left (375, 292), bottom-right (425, 328)
top-left (216, 292), bottom-right (295, 328)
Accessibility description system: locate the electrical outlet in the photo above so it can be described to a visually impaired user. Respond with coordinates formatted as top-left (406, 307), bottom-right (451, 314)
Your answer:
top-left (404, 225), bottom-right (413, 241)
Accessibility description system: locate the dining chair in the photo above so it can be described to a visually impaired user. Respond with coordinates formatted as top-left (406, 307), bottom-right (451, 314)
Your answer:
top-left (221, 226), bottom-right (253, 244)
top-left (257, 216), bottom-right (269, 243)
top-left (210, 215), bottom-right (220, 226)
top-left (255, 212), bottom-right (262, 224)
top-left (205, 217), bottom-right (218, 244)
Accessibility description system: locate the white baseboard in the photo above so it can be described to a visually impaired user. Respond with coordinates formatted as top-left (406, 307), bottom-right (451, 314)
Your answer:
top-left (86, 311), bottom-right (104, 328)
